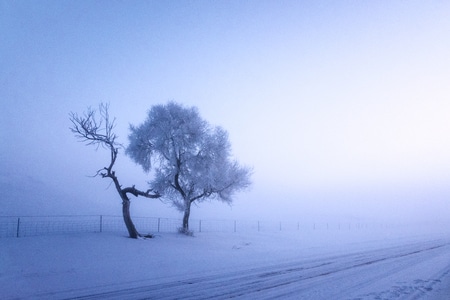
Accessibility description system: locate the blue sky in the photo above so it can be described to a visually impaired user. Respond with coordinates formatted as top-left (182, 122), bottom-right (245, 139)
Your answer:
top-left (1, 1), bottom-right (450, 223)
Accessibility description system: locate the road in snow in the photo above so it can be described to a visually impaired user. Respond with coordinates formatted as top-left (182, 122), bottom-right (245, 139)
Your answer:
top-left (44, 239), bottom-right (450, 299)
top-left (2, 229), bottom-right (450, 299)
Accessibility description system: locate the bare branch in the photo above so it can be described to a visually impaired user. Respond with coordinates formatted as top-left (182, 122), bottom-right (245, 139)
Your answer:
top-left (69, 103), bottom-right (121, 151)
top-left (122, 185), bottom-right (160, 199)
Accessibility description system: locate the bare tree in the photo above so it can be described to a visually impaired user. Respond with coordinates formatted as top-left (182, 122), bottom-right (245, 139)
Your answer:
top-left (69, 103), bottom-right (160, 239)
top-left (127, 102), bottom-right (252, 233)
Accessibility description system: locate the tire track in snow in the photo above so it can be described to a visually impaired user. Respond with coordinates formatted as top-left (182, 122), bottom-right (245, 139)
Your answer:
top-left (41, 239), bottom-right (450, 300)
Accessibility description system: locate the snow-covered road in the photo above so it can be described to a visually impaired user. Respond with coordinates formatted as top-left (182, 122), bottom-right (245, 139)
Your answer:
top-left (35, 237), bottom-right (450, 299)
top-left (2, 230), bottom-right (449, 299)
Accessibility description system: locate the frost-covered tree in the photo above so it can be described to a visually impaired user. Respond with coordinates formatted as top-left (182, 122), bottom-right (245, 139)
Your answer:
top-left (69, 103), bottom-right (160, 239)
top-left (126, 102), bottom-right (252, 233)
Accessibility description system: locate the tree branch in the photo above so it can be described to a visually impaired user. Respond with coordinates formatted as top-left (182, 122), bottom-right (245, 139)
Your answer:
top-left (69, 103), bottom-right (160, 199)
top-left (122, 185), bottom-right (160, 198)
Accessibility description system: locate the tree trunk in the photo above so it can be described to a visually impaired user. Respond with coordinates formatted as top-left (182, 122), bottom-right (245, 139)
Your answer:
top-left (182, 201), bottom-right (191, 231)
top-left (121, 196), bottom-right (139, 239)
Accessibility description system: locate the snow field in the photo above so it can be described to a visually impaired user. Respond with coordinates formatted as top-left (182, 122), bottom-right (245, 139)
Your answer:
top-left (1, 226), bottom-right (449, 299)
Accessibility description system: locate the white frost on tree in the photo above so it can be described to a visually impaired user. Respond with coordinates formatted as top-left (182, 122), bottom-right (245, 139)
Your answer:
top-left (126, 102), bottom-right (252, 232)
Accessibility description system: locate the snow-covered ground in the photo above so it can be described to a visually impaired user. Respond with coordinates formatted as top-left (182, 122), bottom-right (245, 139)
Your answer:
top-left (1, 227), bottom-right (450, 299)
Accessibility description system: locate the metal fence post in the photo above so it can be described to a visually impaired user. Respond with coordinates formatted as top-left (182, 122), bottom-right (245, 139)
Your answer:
top-left (16, 217), bottom-right (20, 238)
top-left (99, 215), bottom-right (103, 233)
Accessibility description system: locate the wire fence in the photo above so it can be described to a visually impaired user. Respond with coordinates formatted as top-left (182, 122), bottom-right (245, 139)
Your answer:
top-left (0, 215), bottom-right (395, 238)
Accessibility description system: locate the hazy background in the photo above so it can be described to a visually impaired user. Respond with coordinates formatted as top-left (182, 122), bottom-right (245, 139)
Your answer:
top-left (1, 1), bottom-right (449, 225)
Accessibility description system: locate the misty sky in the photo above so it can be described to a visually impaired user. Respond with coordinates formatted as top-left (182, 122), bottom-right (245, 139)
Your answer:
top-left (1, 1), bottom-right (450, 224)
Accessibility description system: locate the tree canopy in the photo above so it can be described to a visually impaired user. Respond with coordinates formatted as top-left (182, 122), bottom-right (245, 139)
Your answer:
top-left (126, 102), bottom-right (252, 232)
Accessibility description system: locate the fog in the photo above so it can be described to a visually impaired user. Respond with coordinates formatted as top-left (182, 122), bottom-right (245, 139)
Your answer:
top-left (1, 1), bottom-right (450, 226)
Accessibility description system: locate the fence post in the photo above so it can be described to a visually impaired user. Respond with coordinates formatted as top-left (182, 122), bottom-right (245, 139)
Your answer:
top-left (199, 220), bottom-right (202, 233)
top-left (158, 218), bottom-right (161, 233)
top-left (16, 217), bottom-right (20, 238)
top-left (99, 215), bottom-right (103, 233)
